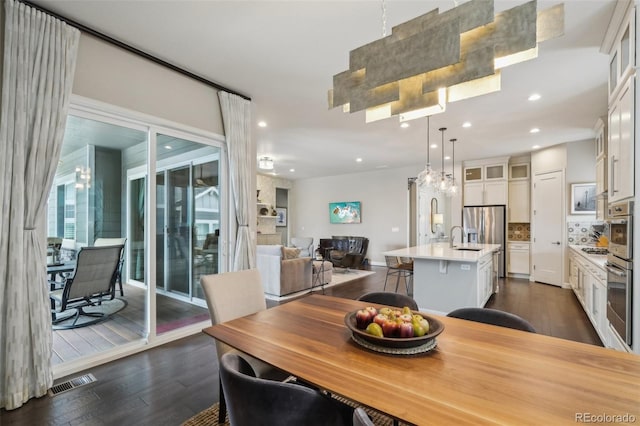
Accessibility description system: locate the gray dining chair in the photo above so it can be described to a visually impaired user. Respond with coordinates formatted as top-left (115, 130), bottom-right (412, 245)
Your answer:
top-left (358, 291), bottom-right (418, 311)
top-left (447, 307), bottom-right (536, 333)
top-left (353, 407), bottom-right (375, 426)
top-left (219, 352), bottom-right (353, 426)
top-left (201, 269), bottom-right (290, 424)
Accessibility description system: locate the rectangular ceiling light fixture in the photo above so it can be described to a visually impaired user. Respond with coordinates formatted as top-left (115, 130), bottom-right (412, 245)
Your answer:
top-left (329, 0), bottom-right (564, 123)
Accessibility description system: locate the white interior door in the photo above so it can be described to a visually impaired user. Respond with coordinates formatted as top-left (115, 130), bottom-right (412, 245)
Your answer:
top-left (532, 170), bottom-right (564, 286)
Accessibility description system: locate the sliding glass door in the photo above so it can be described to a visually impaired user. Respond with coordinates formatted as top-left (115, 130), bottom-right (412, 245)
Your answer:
top-left (155, 134), bottom-right (222, 333)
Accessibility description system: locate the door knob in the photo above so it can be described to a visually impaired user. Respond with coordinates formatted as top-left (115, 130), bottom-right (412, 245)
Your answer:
top-left (551, 241), bottom-right (561, 245)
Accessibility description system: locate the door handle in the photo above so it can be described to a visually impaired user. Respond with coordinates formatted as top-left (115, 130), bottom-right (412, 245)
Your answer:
top-left (551, 241), bottom-right (561, 245)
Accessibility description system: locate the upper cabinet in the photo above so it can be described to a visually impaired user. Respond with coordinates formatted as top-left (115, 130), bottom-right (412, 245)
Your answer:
top-left (508, 163), bottom-right (530, 223)
top-left (604, 4), bottom-right (635, 204)
top-left (608, 77), bottom-right (635, 203)
top-left (608, 6), bottom-right (635, 102)
top-left (594, 118), bottom-right (608, 220)
top-left (463, 157), bottom-right (509, 206)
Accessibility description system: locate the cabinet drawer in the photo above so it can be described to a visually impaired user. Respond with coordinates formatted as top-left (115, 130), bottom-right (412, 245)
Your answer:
top-left (508, 243), bottom-right (530, 250)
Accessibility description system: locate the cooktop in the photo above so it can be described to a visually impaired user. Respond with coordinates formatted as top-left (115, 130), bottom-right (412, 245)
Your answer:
top-left (581, 247), bottom-right (608, 255)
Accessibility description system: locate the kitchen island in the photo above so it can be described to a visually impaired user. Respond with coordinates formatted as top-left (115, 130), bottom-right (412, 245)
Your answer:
top-left (384, 243), bottom-right (501, 315)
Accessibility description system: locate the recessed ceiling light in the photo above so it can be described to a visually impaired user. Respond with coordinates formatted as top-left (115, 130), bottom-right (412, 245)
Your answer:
top-left (430, 144), bottom-right (438, 149)
top-left (400, 122), bottom-right (410, 128)
top-left (164, 145), bottom-right (172, 150)
top-left (528, 93), bottom-right (541, 101)
top-left (530, 128), bottom-right (540, 134)
top-left (532, 145), bottom-right (541, 149)
top-left (462, 122), bottom-right (472, 128)
top-left (257, 121), bottom-right (267, 128)
top-left (356, 158), bottom-right (363, 163)
top-left (289, 168), bottom-right (295, 172)
top-left (444, 156), bottom-right (451, 160)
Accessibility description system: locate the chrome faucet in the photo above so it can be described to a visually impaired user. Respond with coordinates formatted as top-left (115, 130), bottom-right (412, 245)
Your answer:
top-left (449, 226), bottom-right (467, 248)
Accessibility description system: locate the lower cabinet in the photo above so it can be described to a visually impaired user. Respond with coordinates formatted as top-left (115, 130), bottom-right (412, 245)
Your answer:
top-left (507, 242), bottom-right (530, 275)
top-left (477, 256), bottom-right (494, 306)
top-left (569, 247), bottom-right (612, 349)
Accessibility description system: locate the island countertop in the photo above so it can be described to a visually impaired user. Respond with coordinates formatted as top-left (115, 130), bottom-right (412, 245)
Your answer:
top-left (384, 242), bottom-right (501, 262)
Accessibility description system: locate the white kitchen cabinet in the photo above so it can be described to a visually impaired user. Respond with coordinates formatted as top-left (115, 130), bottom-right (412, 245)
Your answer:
top-left (463, 157), bottom-right (509, 206)
top-left (607, 5), bottom-right (635, 101)
top-left (507, 242), bottom-right (530, 275)
top-left (477, 256), bottom-right (493, 307)
top-left (594, 117), bottom-right (608, 221)
top-left (568, 247), bottom-right (613, 349)
top-left (464, 181), bottom-right (507, 206)
top-left (508, 180), bottom-right (530, 222)
top-left (608, 76), bottom-right (634, 203)
top-left (509, 163), bottom-right (530, 180)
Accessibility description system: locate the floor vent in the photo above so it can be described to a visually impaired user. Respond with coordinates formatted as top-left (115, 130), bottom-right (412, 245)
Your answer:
top-left (48, 373), bottom-right (96, 396)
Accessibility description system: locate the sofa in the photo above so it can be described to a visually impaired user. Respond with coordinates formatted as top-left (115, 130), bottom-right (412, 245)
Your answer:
top-left (319, 236), bottom-right (369, 269)
top-left (256, 245), bottom-right (312, 297)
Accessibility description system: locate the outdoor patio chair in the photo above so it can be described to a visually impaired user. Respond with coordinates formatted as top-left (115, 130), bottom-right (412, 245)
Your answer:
top-left (50, 245), bottom-right (123, 329)
top-left (94, 237), bottom-right (127, 297)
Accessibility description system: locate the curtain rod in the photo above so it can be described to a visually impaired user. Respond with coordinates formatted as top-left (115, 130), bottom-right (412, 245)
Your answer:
top-left (18, 0), bottom-right (252, 101)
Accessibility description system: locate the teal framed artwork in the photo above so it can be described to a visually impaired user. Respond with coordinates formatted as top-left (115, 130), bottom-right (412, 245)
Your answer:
top-left (329, 201), bottom-right (361, 224)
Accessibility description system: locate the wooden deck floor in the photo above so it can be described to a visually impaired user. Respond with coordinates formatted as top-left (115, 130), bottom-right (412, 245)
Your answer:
top-left (52, 283), bottom-right (209, 365)
top-left (3, 266), bottom-right (603, 425)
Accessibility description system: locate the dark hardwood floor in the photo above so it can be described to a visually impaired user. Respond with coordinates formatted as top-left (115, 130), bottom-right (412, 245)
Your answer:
top-left (1, 266), bottom-right (602, 425)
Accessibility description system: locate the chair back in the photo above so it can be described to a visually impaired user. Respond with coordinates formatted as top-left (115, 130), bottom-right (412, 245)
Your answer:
top-left (384, 255), bottom-right (401, 268)
top-left (447, 307), bottom-right (536, 333)
top-left (64, 245), bottom-right (123, 303)
top-left (353, 407), bottom-right (375, 426)
top-left (357, 292), bottom-right (419, 311)
top-left (220, 352), bottom-right (353, 426)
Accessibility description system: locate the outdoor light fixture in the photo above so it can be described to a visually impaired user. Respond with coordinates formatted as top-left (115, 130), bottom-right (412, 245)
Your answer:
top-left (258, 157), bottom-right (274, 170)
top-left (328, 0), bottom-right (564, 123)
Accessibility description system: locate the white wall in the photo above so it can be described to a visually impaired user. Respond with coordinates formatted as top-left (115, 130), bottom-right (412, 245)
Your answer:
top-left (291, 165), bottom-right (421, 265)
top-left (73, 34), bottom-right (223, 134)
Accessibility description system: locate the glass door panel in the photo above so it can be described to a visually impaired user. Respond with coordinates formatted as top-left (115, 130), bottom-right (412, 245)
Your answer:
top-left (128, 176), bottom-right (146, 283)
top-left (155, 134), bottom-right (221, 334)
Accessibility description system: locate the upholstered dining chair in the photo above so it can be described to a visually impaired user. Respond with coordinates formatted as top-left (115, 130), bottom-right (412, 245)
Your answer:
top-left (201, 269), bottom-right (289, 424)
top-left (219, 352), bottom-right (353, 426)
top-left (447, 307), bottom-right (536, 333)
top-left (50, 245), bottom-right (123, 328)
top-left (94, 237), bottom-right (127, 297)
top-left (357, 292), bottom-right (419, 311)
top-left (353, 407), bottom-right (375, 426)
top-left (383, 256), bottom-right (413, 295)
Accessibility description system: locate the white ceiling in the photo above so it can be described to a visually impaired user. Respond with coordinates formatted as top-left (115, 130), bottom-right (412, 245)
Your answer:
top-left (31, 0), bottom-right (617, 180)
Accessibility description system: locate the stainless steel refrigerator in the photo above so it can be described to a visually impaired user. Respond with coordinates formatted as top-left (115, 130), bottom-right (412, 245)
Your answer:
top-left (463, 205), bottom-right (506, 278)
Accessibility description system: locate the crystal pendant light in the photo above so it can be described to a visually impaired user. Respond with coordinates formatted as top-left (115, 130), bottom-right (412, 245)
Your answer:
top-left (416, 116), bottom-right (435, 187)
top-left (437, 127), bottom-right (449, 193)
top-left (448, 138), bottom-right (458, 196)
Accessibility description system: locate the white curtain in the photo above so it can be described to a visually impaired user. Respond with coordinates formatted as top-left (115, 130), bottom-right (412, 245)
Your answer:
top-left (218, 91), bottom-right (255, 271)
top-left (0, 0), bottom-right (79, 410)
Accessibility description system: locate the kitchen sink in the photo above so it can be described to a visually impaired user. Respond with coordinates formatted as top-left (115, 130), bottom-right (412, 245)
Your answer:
top-left (453, 247), bottom-right (483, 251)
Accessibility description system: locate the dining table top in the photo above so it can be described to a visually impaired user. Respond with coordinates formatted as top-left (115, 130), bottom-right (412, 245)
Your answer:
top-left (203, 294), bottom-right (640, 425)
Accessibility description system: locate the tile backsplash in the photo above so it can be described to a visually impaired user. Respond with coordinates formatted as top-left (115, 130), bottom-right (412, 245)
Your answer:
top-left (567, 221), bottom-right (607, 245)
top-left (508, 223), bottom-right (530, 241)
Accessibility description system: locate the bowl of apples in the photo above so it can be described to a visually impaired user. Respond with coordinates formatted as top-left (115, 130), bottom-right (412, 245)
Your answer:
top-left (344, 306), bottom-right (444, 353)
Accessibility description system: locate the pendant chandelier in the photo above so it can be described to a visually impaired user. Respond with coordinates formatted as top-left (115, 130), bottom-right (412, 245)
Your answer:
top-left (328, 0), bottom-right (564, 123)
top-left (437, 128), bottom-right (449, 194)
top-left (448, 138), bottom-right (459, 196)
top-left (416, 116), bottom-right (435, 186)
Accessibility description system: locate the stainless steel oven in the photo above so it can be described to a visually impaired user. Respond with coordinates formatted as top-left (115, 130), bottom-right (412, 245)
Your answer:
top-left (608, 200), bottom-right (633, 260)
top-left (606, 200), bottom-right (633, 347)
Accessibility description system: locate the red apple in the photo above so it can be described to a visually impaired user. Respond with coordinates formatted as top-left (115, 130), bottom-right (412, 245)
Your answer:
top-left (365, 306), bottom-right (378, 318)
top-left (373, 313), bottom-right (387, 327)
top-left (399, 322), bottom-right (414, 338)
top-left (355, 309), bottom-right (371, 329)
top-left (382, 319), bottom-right (399, 337)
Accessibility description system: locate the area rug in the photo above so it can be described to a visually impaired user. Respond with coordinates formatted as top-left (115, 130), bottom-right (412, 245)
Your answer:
top-left (264, 269), bottom-right (376, 302)
top-left (181, 397), bottom-right (402, 426)
top-left (52, 298), bottom-right (127, 330)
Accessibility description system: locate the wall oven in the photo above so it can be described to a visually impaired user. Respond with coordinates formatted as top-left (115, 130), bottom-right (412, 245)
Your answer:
top-left (606, 200), bottom-right (633, 347)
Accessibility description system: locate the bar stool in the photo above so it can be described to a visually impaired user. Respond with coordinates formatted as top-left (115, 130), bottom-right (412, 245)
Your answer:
top-left (383, 256), bottom-right (413, 295)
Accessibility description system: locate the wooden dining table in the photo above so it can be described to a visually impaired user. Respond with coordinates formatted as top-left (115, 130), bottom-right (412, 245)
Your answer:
top-left (203, 294), bottom-right (640, 425)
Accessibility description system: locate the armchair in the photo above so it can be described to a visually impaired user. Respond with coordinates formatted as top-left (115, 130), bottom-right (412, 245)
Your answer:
top-left (325, 236), bottom-right (369, 269)
top-left (256, 245), bottom-right (312, 297)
